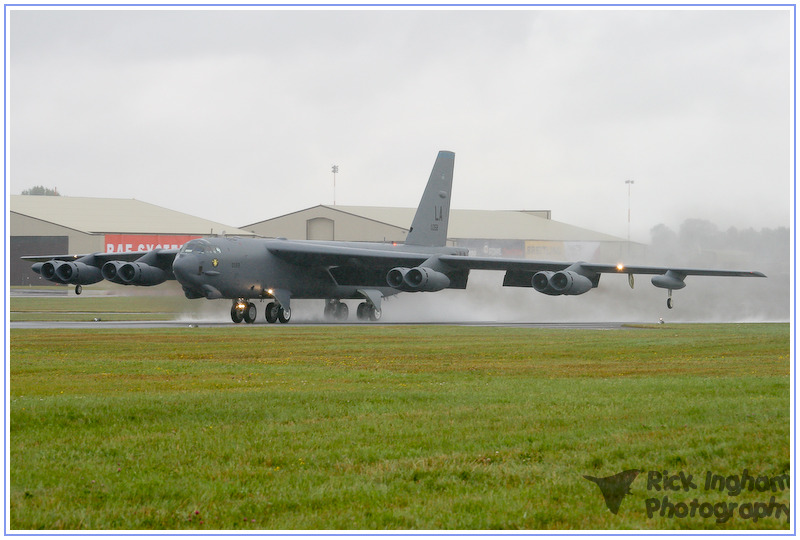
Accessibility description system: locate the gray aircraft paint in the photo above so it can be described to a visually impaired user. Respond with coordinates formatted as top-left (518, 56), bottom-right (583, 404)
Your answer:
top-left (405, 150), bottom-right (454, 247)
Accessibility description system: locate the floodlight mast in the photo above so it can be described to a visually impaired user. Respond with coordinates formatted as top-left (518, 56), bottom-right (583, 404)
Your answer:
top-left (625, 179), bottom-right (634, 243)
top-left (332, 165), bottom-right (339, 205)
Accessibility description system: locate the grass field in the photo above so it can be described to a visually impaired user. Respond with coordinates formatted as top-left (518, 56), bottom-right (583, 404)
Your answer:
top-left (9, 291), bottom-right (189, 322)
top-left (9, 323), bottom-right (790, 530)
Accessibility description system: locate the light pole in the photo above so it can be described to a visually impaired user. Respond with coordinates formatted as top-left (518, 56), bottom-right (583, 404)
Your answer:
top-left (332, 165), bottom-right (339, 205)
top-left (625, 179), bottom-right (634, 243)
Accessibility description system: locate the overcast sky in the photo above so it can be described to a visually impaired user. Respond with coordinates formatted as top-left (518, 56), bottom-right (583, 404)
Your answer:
top-left (7, 7), bottom-right (792, 242)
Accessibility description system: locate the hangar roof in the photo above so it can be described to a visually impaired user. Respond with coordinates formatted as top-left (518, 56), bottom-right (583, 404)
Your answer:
top-left (11, 195), bottom-right (255, 236)
top-left (249, 205), bottom-right (627, 243)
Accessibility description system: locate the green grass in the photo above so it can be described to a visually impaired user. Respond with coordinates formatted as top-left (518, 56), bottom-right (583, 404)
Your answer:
top-left (9, 294), bottom-right (189, 322)
top-left (9, 324), bottom-right (790, 530)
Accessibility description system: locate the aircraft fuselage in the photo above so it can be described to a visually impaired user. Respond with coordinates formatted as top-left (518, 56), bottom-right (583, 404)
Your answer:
top-left (172, 236), bottom-right (467, 303)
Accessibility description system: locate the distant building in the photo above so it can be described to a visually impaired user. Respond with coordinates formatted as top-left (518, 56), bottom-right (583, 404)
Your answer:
top-left (11, 196), bottom-right (645, 287)
top-left (244, 204), bottom-right (643, 262)
top-left (10, 195), bottom-right (255, 286)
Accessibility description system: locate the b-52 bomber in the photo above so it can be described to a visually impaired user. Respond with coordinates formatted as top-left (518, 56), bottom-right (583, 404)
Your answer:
top-left (26, 151), bottom-right (765, 324)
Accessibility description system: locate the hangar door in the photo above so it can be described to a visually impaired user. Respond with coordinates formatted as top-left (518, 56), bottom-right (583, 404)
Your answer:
top-left (10, 236), bottom-right (68, 286)
top-left (307, 218), bottom-right (334, 241)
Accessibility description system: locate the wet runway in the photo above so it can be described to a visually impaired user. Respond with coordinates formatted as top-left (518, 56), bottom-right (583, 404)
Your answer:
top-left (11, 319), bottom-right (633, 330)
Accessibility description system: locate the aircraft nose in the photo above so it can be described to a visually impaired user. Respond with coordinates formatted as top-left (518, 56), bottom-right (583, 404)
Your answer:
top-left (172, 254), bottom-right (197, 285)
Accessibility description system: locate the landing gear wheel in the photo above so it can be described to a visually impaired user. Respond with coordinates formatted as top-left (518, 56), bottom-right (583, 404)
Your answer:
top-left (357, 302), bottom-right (381, 322)
top-left (266, 302), bottom-right (279, 324)
top-left (335, 303), bottom-right (349, 321)
top-left (278, 306), bottom-right (291, 324)
top-left (667, 297), bottom-right (674, 310)
top-left (325, 299), bottom-right (347, 321)
top-left (230, 305), bottom-right (244, 324)
top-left (244, 302), bottom-right (258, 324)
top-left (75, 284), bottom-right (83, 295)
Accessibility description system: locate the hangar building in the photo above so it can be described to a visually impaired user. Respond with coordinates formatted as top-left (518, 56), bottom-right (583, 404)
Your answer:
top-left (10, 195), bottom-right (255, 286)
top-left (244, 204), bottom-right (642, 262)
top-left (11, 196), bottom-right (644, 287)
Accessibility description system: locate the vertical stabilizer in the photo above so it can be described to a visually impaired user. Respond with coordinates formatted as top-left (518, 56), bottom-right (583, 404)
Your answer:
top-left (405, 151), bottom-right (455, 247)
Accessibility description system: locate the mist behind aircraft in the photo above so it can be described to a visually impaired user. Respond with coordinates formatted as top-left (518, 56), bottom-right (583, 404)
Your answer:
top-left (170, 219), bottom-right (787, 324)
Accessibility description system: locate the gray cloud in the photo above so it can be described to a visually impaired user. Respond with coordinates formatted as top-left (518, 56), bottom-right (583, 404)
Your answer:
top-left (9, 7), bottom-right (791, 243)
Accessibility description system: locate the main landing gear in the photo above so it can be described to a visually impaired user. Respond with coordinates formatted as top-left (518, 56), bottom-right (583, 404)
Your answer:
top-left (230, 299), bottom-right (290, 324)
top-left (323, 299), bottom-right (381, 322)
top-left (356, 301), bottom-right (382, 321)
top-left (667, 290), bottom-right (674, 310)
top-left (265, 301), bottom-right (291, 324)
top-left (324, 299), bottom-right (349, 321)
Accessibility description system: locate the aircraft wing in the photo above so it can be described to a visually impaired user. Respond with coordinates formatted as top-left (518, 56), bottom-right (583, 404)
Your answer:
top-left (437, 255), bottom-right (766, 278)
top-left (21, 249), bottom-right (179, 264)
top-left (267, 241), bottom-right (435, 268)
top-left (267, 242), bottom-right (766, 282)
top-left (268, 242), bottom-right (765, 304)
top-left (434, 254), bottom-right (764, 305)
top-left (581, 263), bottom-right (765, 278)
top-left (24, 249), bottom-right (179, 288)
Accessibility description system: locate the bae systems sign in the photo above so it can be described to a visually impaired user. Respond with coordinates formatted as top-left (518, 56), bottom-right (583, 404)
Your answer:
top-left (105, 234), bottom-right (201, 253)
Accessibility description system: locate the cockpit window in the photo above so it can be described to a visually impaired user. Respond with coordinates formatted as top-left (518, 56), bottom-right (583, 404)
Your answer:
top-left (180, 239), bottom-right (212, 254)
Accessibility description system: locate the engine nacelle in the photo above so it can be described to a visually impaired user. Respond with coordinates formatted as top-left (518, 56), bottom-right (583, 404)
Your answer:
top-left (38, 260), bottom-right (69, 284)
top-left (387, 266), bottom-right (451, 292)
top-left (117, 262), bottom-right (168, 286)
top-left (550, 271), bottom-right (594, 295)
top-left (54, 261), bottom-right (103, 285)
top-left (101, 261), bottom-right (129, 284)
top-left (403, 267), bottom-right (451, 292)
top-left (31, 262), bottom-right (44, 277)
top-left (532, 271), bottom-right (559, 295)
top-left (387, 267), bottom-right (410, 289)
top-left (651, 271), bottom-right (687, 290)
top-left (533, 270), bottom-right (593, 296)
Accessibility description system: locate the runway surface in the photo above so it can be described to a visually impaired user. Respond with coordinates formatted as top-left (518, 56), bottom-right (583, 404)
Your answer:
top-left (11, 319), bottom-right (633, 330)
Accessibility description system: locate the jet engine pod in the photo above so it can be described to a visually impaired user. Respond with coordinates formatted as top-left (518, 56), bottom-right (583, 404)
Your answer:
top-left (118, 262), bottom-right (168, 286)
top-left (550, 271), bottom-right (593, 295)
top-left (403, 266), bottom-right (450, 292)
top-left (532, 271), bottom-right (559, 295)
top-left (39, 260), bottom-right (69, 284)
top-left (387, 267), bottom-right (410, 289)
top-left (54, 261), bottom-right (103, 285)
top-left (102, 261), bottom-right (129, 284)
